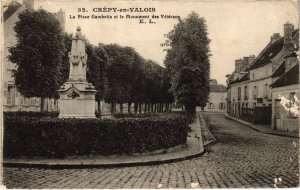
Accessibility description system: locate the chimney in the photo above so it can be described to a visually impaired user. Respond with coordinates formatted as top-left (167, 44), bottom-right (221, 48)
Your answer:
top-left (24, 0), bottom-right (34, 10)
top-left (248, 55), bottom-right (256, 64)
top-left (235, 59), bottom-right (243, 72)
top-left (284, 22), bottom-right (294, 49)
top-left (240, 57), bottom-right (249, 71)
top-left (270, 33), bottom-right (281, 43)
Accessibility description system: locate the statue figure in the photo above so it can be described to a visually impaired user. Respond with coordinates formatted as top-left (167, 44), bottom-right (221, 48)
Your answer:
top-left (69, 26), bottom-right (88, 81)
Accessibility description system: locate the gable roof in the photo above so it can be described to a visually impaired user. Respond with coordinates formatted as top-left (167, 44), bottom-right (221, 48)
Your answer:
top-left (249, 29), bottom-right (299, 70)
top-left (210, 84), bottom-right (227, 92)
top-left (270, 64), bottom-right (299, 88)
top-left (249, 38), bottom-right (284, 70)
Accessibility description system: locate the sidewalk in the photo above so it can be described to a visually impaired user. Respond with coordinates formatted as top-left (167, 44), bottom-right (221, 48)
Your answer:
top-left (4, 113), bottom-right (205, 168)
top-left (224, 113), bottom-right (299, 138)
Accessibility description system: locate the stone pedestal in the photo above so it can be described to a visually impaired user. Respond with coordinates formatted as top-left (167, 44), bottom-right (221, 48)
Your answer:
top-left (58, 81), bottom-right (96, 118)
top-left (58, 26), bottom-right (96, 118)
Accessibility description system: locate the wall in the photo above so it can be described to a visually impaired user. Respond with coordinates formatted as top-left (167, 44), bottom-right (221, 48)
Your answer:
top-left (272, 84), bottom-right (299, 132)
top-left (206, 92), bottom-right (227, 111)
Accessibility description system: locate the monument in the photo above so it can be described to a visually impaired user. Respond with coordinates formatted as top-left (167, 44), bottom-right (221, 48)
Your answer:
top-left (58, 26), bottom-right (96, 118)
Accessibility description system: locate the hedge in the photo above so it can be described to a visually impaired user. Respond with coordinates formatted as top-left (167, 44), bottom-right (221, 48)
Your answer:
top-left (113, 112), bottom-right (186, 118)
top-left (114, 113), bottom-right (163, 118)
top-left (4, 114), bottom-right (188, 158)
top-left (4, 111), bottom-right (59, 118)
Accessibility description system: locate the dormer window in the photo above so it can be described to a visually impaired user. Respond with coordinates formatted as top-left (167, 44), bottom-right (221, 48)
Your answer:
top-left (269, 52), bottom-right (273, 57)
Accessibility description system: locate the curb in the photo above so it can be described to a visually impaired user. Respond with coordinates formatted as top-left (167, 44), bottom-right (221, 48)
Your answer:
top-left (3, 150), bottom-right (206, 169)
top-left (224, 113), bottom-right (299, 139)
top-left (198, 112), bottom-right (216, 146)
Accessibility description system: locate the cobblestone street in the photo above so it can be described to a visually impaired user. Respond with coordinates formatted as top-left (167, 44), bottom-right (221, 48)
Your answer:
top-left (3, 112), bottom-right (299, 188)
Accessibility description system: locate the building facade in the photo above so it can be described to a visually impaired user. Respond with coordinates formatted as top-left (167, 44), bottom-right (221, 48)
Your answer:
top-left (2, 0), bottom-right (65, 112)
top-left (270, 50), bottom-right (299, 132)
top-left (205, 79), bottom-right (227, 111)
top-left (226, 22), bottom-right (299, 129)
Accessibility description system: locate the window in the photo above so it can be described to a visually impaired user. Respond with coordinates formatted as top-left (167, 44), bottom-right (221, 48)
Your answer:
top-left (21, 97), bottom-right (30, 105)
top-left (7, 86), bottom-right (15, 105)
top-left (238, 87), bottom-right (241, 100)
top-left (4, 82), bottom-right (7, 97)
top-left (24, 98), bottom-right (30, 105)
top-left (253, 86), bottom-right (258, 99)
top-left (252, 73), bottom-right (255, 80)
top-left (30, 98), bottom-right (36, 105)
top-left (244, 86), bottom-right (248, 100)
top-left (264, 84), bottom-right (269, 99)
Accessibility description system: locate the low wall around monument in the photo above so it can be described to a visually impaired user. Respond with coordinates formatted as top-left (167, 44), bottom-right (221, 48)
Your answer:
top-left (3, 113), bottom-right (188, 158)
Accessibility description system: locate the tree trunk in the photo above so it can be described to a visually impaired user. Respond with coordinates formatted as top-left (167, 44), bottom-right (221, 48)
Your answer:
top-left (151, 103), bottom-right (154, 113)
top-left (154, 104), bottom-right (157, 112)
top-left (147, 103), bottom-right (149, 113)
top-left (120, 103), bottom-right (123, 113)
top-left (128, 102), bottom-right (132, 113)
top-left (110, 102), bottom-right (115, 114)
top-left (138, 102), bottom-right (142, 113)
top-left (97, 99), bottom-right (101, 118)
top-left (134, 102), bottom-right (138, 114)
top-left (185, 104), bottom-right (196, 124)
top-left (40, 97), bottom-right (47, 111)
top-left (144, 103), bottom-right (147, 113)
top-left (40, 98), bottom-right (45, 111)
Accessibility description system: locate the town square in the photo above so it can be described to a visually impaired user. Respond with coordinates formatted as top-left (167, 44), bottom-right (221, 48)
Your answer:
top-left (1, 0), bottom-right (299, 188)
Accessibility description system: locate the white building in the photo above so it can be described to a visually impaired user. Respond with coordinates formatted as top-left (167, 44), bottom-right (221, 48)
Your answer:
top-left (205, 79), bottom-right (227, 111)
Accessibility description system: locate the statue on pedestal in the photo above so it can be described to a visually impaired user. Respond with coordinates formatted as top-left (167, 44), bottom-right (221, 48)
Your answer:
top-left (57, 27), bottom-right (96, 118)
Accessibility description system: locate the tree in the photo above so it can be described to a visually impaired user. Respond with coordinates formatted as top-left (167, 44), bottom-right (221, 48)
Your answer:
top-left (61, 33), bottom-right (73, 84)
top-left (86, 43), bottom-right (109, 116)
top-left (8, 9), bottom-right (66, 111)
top-left (103, 44), bottom-right (135, 113)
top-left (164, 12), bottom-right (211, 122)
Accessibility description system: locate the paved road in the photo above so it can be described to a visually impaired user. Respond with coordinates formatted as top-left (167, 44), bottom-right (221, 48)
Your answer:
top-left (3, 112), bottom-right (299, 188)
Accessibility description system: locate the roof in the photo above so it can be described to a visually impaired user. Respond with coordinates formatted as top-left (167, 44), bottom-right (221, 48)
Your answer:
top-left (249, 38), bottom-right (284, 70)
top-left (210, 84), bottom-right (227, 92)
top-left (238, 73), bottom-right (249, 82)
top-left (270, 64), bottom-right (299, 88)
top-left (249, 29), bottom-right (299, 70)
top-left (3, 0), bottom-right (22, 21)
top-left (272, 61), bottom-right (285, 78)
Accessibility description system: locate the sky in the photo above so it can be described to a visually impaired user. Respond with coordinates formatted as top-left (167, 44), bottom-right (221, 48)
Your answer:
top-left (30, 0), bottom-right (299, 85)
